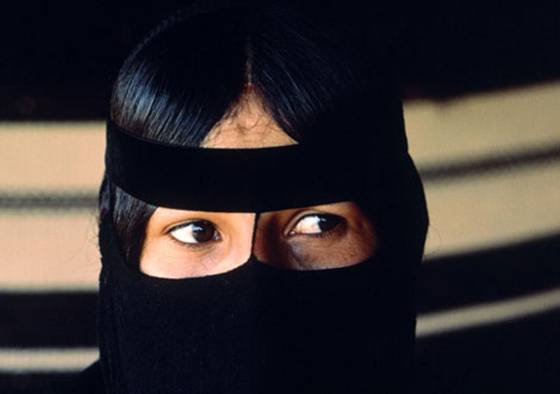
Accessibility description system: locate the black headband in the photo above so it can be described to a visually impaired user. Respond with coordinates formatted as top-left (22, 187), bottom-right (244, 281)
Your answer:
top-left (105, 118), bottom-right (413, 212)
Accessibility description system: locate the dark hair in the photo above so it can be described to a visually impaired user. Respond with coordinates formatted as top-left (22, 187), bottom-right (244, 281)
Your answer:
top-left (98, 3), bottom-right (419, 266)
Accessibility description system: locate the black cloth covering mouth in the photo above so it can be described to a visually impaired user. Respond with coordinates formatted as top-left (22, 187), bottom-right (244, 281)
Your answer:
top-left (98, 207), bottom-right (420, 394)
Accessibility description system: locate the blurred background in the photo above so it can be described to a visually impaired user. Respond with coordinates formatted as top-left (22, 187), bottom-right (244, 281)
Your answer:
top-left (1, 1), bottom-right (559, 393)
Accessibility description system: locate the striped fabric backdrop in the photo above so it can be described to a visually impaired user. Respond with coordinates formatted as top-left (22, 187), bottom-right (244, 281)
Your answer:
top-left (1, 82), bottom-right (559, 392)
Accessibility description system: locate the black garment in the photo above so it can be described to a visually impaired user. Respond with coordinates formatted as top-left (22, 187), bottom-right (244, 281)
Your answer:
top-left (96, 3), bottom-right (428, 393)
top-left (99, 116), bottom-right (427, 393)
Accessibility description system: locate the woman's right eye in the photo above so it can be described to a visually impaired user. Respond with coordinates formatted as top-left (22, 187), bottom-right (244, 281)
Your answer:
top-left (168, 220), bottom-right (220, 245)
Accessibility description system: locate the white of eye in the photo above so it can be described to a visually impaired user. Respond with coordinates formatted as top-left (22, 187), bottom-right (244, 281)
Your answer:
top-left (290, 214), bottom-right (336, 235)
top-left (169, 221), bottom-right (219, 245)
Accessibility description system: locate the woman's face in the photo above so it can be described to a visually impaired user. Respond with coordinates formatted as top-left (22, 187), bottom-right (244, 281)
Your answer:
top-left (140, 94), bottom-right (378, 278)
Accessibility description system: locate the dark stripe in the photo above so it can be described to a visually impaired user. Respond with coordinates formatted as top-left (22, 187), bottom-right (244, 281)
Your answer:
top-left (0, 360), bottom-right (102, 393)
top-left (0, 372), bottom-right (77, 392)
top-left (420, 142), bottom-right (560, 182)
top-left (415, 307), bottom-right (560, 393)
top-left (0, 192), bottom-right (97, 211)
top-left (416, 231), bottom-right (560, 313)
top-left (0, 292), bottom-right (98, 348)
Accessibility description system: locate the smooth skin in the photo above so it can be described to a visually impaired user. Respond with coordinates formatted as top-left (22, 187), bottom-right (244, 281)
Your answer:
top-left (140, 91), bottom-right (377, 278)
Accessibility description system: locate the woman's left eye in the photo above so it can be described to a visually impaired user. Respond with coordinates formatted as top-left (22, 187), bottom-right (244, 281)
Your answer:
top-left (289, 213), bottom-right (342, 236)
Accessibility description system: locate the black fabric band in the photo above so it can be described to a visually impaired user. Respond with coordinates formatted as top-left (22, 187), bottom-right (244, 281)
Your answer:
top-left (105, 119), bottom-right (413, 212)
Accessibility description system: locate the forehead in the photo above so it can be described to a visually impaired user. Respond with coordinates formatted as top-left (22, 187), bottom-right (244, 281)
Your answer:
top-left (201, 93), bottom-right (297, 148)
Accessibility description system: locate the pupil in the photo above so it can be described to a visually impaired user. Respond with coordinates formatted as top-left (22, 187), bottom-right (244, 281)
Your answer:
top-left (317, 214), bottom-right (340, 232)
top-left (191, 221), bottom-right (215, 243)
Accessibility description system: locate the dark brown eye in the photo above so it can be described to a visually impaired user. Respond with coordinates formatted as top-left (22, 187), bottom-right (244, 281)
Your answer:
top-left (289, 213), bottom-right (342, 236)
top-left (169, 220), bottom-right (220, 245)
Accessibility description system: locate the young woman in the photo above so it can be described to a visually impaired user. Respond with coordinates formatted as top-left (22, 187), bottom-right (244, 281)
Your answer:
top-left (31, 2), bottom-right (429, 393)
